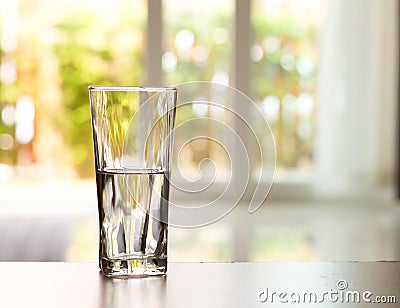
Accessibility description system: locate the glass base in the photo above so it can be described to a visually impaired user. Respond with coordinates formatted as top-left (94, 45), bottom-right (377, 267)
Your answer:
top-left (100, 256), bottom-right (167, 278)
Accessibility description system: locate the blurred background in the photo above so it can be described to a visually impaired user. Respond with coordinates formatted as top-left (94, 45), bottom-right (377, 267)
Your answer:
top-left (0, 0), bottom-right (399, 262)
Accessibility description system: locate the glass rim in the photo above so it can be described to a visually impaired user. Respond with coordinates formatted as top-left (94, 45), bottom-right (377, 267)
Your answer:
top-left (88, 85), bottom-right (178, 92)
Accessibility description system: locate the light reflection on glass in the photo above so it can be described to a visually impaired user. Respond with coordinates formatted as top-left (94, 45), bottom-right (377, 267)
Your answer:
top-left (174, 29), bottom-right (195, 52)
top-left (299, 76), bottom-right (315, 91)
top-left (297, 121), bottom-right (313, 140)
top-left (262, 36), bottom-right (281, 54)
top-left (297, 93), bottom-right (314, 117)
top-left (262, 95), bottom-right (280, 122)
top-left (192, 102), bottom-right (209, 117)
top-left (1, 105), bottom-right (16, 126)
top-left (251, 44), bottom-right (264, 62)
top-left (296, 57), bottom-right (314, 76)
top-left (280, 53), bottom-right (296, 71)
top-left (212, 72), bottom-right (229, 86)
top-left (162, 51), bottom-right (177, 73)
top-left (15, 96), bottom-right (35, 144)
top-left (1, 35), bottom-right (18, 52)
top-left (212, 28), bottom-right (228, 45)
top-left (0, 61), bottom-right (17, 85)
top-left (0, 134), bottom-right (14, 150)
top-left (282, 94), bottom-right (297, 121)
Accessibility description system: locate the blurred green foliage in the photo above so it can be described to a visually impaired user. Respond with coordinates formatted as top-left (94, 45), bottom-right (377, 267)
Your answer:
top-left (252, 11), bottom-right (317, 168)
top-left (0, 4), bottom-right (318, 177)
top-left (164, 13), bottom-right (232, 85)
top-left (52, 10), bottom-right (145, 176)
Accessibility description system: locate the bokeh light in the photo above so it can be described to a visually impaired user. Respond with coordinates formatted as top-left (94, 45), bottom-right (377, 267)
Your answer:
top-left (262, 95), bottom-right (280, 122)
top-left (175, 29), bottom-right (195, 52)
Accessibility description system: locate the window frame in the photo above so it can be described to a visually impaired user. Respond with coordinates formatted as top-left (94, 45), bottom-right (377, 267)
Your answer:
top-left (147, 0), bottom-right (399, 203)
top-left (145, 0), bottom-right (315, 203)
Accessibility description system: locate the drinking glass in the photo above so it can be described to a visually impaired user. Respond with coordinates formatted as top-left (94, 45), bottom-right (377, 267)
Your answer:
top-left (89, 86), bottom-right (177, 277)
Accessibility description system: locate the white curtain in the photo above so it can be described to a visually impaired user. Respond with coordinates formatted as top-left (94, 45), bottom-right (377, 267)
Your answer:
top-left (315, 0), bottom-right (398, 198)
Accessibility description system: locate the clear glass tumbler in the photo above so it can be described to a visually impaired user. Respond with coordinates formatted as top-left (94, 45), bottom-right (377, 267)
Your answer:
top-left (89, 86), bottom-right (177, 277)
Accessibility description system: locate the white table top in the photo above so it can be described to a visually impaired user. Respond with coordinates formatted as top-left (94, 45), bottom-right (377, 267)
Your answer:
top-left (1, 262), bottom-right (399, 307)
